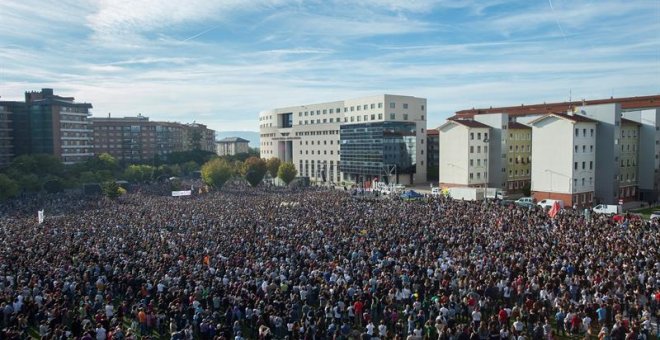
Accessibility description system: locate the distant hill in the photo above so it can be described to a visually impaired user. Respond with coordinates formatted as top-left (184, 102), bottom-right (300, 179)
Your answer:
top-left (215, 131), bottom-right (260, 147)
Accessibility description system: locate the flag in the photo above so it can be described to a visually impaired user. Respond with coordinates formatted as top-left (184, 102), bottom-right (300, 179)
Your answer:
top-left (38, 210), bottom-right (44, 224)
top-left (548, 202), bottom-right (561, 218)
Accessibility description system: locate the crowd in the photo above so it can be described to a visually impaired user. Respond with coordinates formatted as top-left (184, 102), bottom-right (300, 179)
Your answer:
top-left (0, 184), bottom-right (658, 340)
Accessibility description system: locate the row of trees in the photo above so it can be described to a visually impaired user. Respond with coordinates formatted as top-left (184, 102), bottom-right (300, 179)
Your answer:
top-left (0, 151), bottom-right (298, 201)
top-left (200, 156), bottom-right (298, 189)
top-left (0, 151), bottom-right (217, 201)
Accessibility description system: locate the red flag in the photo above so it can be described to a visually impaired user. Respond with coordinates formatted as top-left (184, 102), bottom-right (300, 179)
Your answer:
top-left (548, 201), bottom-right (561, 218)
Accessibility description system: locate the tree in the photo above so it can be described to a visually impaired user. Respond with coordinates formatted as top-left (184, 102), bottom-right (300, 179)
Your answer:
top-left (266, 158), bottom-right (281, 178)
top-left (0, 174), bottom-right (19, 201)
top-left (522, 182), bottom-right (532, 197)
top-left (277, 162), bottom-right (297, 185)
top-left (243, 157), bottom-right (267, 187)
top-left (102, 181), bottom-right (121, 199)
top-left (123, 164), bottom-right (154, 183)
top-left (201, 158), bottom-right (233, 189)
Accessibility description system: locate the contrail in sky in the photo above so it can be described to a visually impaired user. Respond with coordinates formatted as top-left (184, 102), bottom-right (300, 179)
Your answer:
top-left (183, 25), bottom-right (220, 42)
top-left (548, 0), bottom-right (567, 39)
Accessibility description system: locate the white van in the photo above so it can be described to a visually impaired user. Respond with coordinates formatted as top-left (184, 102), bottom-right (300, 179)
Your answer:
top-left (537, 199), bottom-right (564, 209)
top-left (592, 204), bottom-right (622, 215)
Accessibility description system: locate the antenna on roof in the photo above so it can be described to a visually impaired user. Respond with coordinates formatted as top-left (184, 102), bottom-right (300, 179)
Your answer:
top-left (569, 89), bottom-right (572, 102)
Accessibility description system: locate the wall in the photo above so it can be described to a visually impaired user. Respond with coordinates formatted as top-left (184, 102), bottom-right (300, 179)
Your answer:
top-left (439, 123), bottom-right (469, 186)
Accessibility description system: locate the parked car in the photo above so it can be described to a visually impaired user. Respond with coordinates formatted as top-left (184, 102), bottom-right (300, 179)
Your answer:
top-left (515, 197), bottom-right (535, 208)
top-left (537, 199), bottom-right (564, 209)
top-left (650, 211), bottom-right (660, 220)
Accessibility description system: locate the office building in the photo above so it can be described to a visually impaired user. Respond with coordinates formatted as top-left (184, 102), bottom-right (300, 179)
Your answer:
top-left (426, 129), bottom-right (439, 181)
top-left (91, 115), bottom-right (216, 163)
top-left (216, 137), bottom-right (250, 156)
top-left (438, 119), bottom-right (490, 188)
top-left (259, 94), bottom-right (427, 185)
top-left (529, 112), bottom-right (597, 207)
top-left (0, 103), bottom-right (12, 168)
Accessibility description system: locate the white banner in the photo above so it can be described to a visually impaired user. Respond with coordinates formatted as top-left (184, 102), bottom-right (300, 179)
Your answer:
top-left (171, 190), bottom-right (192, 197)
top-left (38, 210), bottom-right (44, 224)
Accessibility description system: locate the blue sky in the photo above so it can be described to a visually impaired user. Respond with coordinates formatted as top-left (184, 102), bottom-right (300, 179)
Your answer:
top-left (1, 0), bottom-right (658, 132)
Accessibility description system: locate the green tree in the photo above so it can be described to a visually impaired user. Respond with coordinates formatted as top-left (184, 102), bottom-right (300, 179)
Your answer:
top-left (201, 158), bottom-right (233, 189)
top-left (266, 158), bottom-right (281, 178)
top-left (243, 157), bottom-right (267, 187)
top-left (123, 164), bottom-right (154, 183)
top-left (277, 162), bottom-right (297, 185)
top-left (0, 174), bottom-right (19, 201)
top-left (102, 181), bottom-right (121, 199)
top-left (180, 161), bottom-right (199, 176)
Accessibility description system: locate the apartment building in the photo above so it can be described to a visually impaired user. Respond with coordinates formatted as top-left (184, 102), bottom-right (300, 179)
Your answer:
top-left (530, 112), bottom-right (597, 207)
top-left (91, 115), bottom-right (215, 163)
top-left (506, 122), bottom-right (532, 193)
top-left (438, 119), bottom-right (490, 188)
top-left (618, 119), bottom-right (640, 203)
top-left (0, 89), bottom-right (95, 165)
top-left (259, 94), bottom-right (427, 185)
top-left (0, 103), bottom-right (13, 168)
top-left (216, 137), bottom-right (250, 156)
top-left (622, 108), bottom-right (659, 203)
top-left (426, 129), bottom-right (439, 181)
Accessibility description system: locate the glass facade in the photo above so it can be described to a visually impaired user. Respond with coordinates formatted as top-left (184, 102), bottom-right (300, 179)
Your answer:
top-left (340, 121), bottom-right (417, 180)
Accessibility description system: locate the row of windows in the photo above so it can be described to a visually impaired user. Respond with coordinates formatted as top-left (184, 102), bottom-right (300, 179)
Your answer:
top-left (510, 144), bottom-right (531, 152)
top-left (509, 156), bottom-right (531, 164)
top-left (470, 132), bottom-right (488, 140)
top-left (620, 159), bottom-right (637, 167)
top-left (620, 128), bottom-right (637, 138)
top-left (509, 132), bottom-right (531, 140)
top-left (574, 161), bottom-right (594, 170)
top-left (575, 128), bottom-right (595, 137)
top-left (468, 172), bottom-right (488, 180)
top-left (574, 145), bottom-right (594, 153)
top-left (509, 169), bottom-right (530, 177)
top-left (620, 143), bottom-right (637, 152)
top-left (469, 145), bottom-right (488, 153)
top-left (573, 177), bottom-right (593, 187)
top-left (300, 140), bottom-right (339, 146)
top-left (618, 173), bottom-right (637, 182)
top-left (295, 130), bottom-right (339, 136)
top-left (469, 159), bottom-right (487, 167)
top-left (301, 149), bottom-right (338, 156)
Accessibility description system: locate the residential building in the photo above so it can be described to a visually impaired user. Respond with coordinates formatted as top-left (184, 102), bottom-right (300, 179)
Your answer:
top-left (182, 123), bottom-right (216, 153)
top-left (529, 112), bottom-right (597, 207)
top-left (438, 119), bottom-right (490, 188)
top-left (216, 137), bottom-right (250, 156)
top-left (91, 115), bottom-right (215, 163)
top-left (259, 94), bottom-right (427, 185)
top-left (426, 129), bottom-right (439, 181)
top-left (6, 89), bottom-right (94, 165)
top-left (622, 108), bottom-right (660, 203)
top-left (0, 102), bottom-right (12, 168)
top-left (505, 122), bottom-right (532, 193)
top-left (618, 119), bottom-right (640, 202)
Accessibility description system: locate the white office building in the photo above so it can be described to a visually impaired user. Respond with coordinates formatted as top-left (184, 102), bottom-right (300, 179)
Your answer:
top-left (259, 94), bottom-right (427, 185)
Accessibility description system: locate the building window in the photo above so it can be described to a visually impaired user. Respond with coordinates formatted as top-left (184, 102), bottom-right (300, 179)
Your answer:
top-left (470, 146), bottom-right (474, 153)
top-left (378, 103), bottom-right (383, 108)
top-left (589, 161), bottom-right (593, 170)
top-left (403, 114), bottom-right (408, 120)
top-left (390, 113), bottom-right (395, 120)
top-left (470, 159), bottom-right (474, 166)
top-left (389, 103), bottom-right (395, 108)
top-left (470, 173), bottom-right (474, 179)
top-left (471, 133), bottom-right (474, 140)
top-left (582, 161), bottom-right (585, 170)
top-left (403, 103), bottom-right (408, 109)
top-left (477, 133), bottom-right (481, 140)
top-left (575, 128), bottom-right (579, 137)
top-left (421, 115), bottom-right (424, 120)
top-left (574, 162), bottom-right (578, 170)
top-left (484, 133), bottom-right (488, 140)
top-left (574, 145), bottom-right (578, 153)
top-left (590, 129), bottom-right (594, 137)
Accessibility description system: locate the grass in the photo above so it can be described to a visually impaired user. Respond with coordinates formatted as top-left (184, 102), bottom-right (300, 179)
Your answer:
top-left (631, 205), bottom-right (660, 220)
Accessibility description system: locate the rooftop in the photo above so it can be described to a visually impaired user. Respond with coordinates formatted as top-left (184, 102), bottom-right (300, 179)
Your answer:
top-left (456, 94), bottom-right (660, 118)
top-left (217, 137), bottom-right (250, 143)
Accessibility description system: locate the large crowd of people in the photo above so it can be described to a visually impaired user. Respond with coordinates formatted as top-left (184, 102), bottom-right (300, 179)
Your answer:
top-left (0, 184), bottom-right (658, 340)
